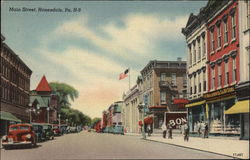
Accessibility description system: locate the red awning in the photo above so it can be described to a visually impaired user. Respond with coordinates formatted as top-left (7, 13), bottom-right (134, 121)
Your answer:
top-left (144, 116), bottom-right (153, 124)
top-left (149, 105), bottom-right (166, 109)
top-left (173, 98), bottom-right (189, 104)
top-left (138, 121), bottom-right (142, 126)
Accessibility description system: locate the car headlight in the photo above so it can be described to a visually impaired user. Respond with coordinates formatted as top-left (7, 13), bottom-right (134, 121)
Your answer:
top-left (26, 134), bottom-right (31, 139)
top-left (2, 135), bottom-right (7, 140)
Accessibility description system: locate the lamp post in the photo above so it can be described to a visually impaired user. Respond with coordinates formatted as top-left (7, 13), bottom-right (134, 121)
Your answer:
top-left (137, 103), bottom-right (146, 139)
top-left (58, 114), bottom-right (61, 130)
top-left (47, 107), bottom-right (50, 123)
top-left (28, 103), bottom-right (32, 123)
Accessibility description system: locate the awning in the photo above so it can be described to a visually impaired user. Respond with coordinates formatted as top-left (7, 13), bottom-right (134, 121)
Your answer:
top-left (144, 116), bottom-right (153, 124)
top-left (185, 100), bottom-right (206, 108)
top-left (224, 100), bottom-right (249, 114)
top-left (0, 111), bottom-right (21, 122)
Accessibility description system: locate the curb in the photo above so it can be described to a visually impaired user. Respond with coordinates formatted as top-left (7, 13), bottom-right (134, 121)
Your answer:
top-left (144, 138), bottom-right (240, 159)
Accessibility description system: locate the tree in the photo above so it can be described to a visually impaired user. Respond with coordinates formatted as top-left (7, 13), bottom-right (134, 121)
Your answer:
top-left (91, 117), bottom-right (101, 128)
top-left (49, 82), bottom-right (79, 108)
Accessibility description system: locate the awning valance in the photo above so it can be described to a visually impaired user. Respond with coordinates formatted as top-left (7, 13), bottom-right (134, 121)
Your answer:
top-left (185, 100), bottom-right (206, 108)
top-left (0, 111), bottom-right (21, 122)
top-left (224, 100), bottom-right (249, 114)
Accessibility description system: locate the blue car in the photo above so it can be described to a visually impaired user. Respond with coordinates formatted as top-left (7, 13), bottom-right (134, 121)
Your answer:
top-left (113, 125), bottom-right (124, 135)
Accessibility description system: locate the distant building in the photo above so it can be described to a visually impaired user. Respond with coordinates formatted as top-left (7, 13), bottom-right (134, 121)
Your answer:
top-left (140, 59), bottom-right (187, 133)
top-left (0, 34), bottom-right (32, 136)
top-left (123, 84), bottom-right (141, 133)
top-left (29, 76), bottom-right (59, 124)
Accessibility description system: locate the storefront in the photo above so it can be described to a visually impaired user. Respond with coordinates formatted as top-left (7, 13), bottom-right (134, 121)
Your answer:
top-left (204, 86), bottom-right (240, 136)
top-left (0, 111), bottom-right (21, 137)
top-left (186, 100), bottom-right (206, 133)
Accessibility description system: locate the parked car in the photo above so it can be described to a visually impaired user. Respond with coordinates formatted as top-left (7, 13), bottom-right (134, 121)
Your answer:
top-left (2, 124), bottom-right (37, 149)
top-left (32, 123), bottom-right (46, 142)
top-left (60, 124), bottom-right (68, 135)
top-left (41, 124), bottom-right (54, 140)
top-left (69, 126), bottom-right (77, 133)
top-left (52, 124), bottom-right (61, 136)
top-left (113, 125), bottom-right (124, 135)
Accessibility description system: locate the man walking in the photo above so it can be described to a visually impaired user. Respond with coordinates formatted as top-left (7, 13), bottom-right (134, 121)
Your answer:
top-left (184, 123), bottom-right (189, 141)
top-left (162, 123), bottom-right (167, 138)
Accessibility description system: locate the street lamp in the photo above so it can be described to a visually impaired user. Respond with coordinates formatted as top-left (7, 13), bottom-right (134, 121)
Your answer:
top-left (58, 114), bottom-right (61, 130)
top-left (47, 107), bottom-right (50, 123)
top-left (28, 103), bottom-right (32, 123)
top-left (137, 103), bottom-right (146, 139)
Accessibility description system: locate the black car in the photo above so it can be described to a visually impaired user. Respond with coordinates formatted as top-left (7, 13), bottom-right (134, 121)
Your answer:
top-left (41, 123), bottom-right (54, 140)
top-left (32, 123), bottom-right (46, 142)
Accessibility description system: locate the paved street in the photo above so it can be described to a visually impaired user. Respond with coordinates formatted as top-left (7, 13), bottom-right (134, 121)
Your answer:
top-left (1, 132), bottom-right (233, 160)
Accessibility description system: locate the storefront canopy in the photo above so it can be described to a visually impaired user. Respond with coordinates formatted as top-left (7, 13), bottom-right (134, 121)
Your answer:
top-left (185, 100), bottom-right (206, 108)
top-left (224, 100), bottom-right (249, 114)
top-left (0, 111), bottom-right (21, 122)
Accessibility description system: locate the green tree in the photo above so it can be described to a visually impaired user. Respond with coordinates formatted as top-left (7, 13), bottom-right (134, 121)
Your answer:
top-left (49, 82), bottom-right (79, 108)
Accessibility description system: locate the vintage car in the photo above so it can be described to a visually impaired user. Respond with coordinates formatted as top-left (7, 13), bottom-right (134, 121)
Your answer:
top-left (69, 126), bottom-right (77, 133)
top-left (32, 123), bottom-right (46, 142)
top-left (113, 125), bottom-right (124, 135)
top-left (60, 124), bottom-right (68, 135)
top-left (52, 124), bottom-right (61, 136)
top-left (41, 123), bottom-right (54, 140)
top-left (2, 124), bottom-right (37, 149)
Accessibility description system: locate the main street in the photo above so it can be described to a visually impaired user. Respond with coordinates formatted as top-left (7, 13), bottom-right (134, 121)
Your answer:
top-left (1, 132), bottom-right (232, 160)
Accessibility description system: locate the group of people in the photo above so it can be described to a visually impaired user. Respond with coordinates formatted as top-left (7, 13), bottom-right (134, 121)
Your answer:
top-left (161, 122), bottom-right (209, 142)
top-left (161, 123), bottom-right (173, 139)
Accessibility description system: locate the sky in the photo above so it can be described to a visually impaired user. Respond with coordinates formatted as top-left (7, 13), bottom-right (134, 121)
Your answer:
top-left (1, 0), bottom-right (207, 118)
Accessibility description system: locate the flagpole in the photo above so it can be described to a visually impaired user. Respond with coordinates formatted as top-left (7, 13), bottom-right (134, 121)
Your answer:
top-left (129, 68), bottom-right (131, 90)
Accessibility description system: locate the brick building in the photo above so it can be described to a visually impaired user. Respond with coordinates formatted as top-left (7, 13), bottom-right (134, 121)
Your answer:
top-left (0, 34), bottom-right (32, 136)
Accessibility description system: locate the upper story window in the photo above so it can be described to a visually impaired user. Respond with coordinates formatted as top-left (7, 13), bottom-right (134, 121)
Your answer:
top-left (217, 25), bottom-right (221, 48)
top-left (171, 73), bottom-right (176, 86)
top-left (193, 42), bottom-right (196, 63)
top-left (189, 45), bottom-right (192, 66)
top-left (224, 20), bottom-right (229, 44)
top-left (232, 58), bottom-right (237, 82)
top-left (210, 30), bottom-right (215, 53)
top-left (160, 91), bottom-right (166, 104)
top-left (198, 40), bottom-right (201, 61)
top-left (231, 13), bottom-right (236, 40)
top-left (194, 74), bottom-right (197, 94)
top-left (198, 72), bottom-right (201, 93)
top-left (211, 67), bottom-right (215, 90)
top-left (202, 34), bottom-right (206, 58)
top-left (183, 73), bottom-right (187, 86)
top-left (203, 70), bottom-right (206, 91)
top-left (225, 61), bottom-right (229, 85)
top-left (218, 65), bottom-right (222, 87)
top-left (160, 73), bottom-right (166, 81)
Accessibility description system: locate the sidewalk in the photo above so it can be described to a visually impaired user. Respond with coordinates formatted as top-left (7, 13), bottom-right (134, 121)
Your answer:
top-left (134, 133), bottom-right (249, 159)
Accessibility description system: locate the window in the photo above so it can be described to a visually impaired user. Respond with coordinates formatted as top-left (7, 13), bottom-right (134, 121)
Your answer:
top-left (160, 91), bottom-right (166, 104)
top-left (217, 25), bottom-right (221, 48)
top-left (203, 71), bottom-right (206, 91)
top-left (198, 40), bottom-right (201, 61)
top-left (202, 35), bottom-right (206, 58)
top-left (232, 58), bottom-right (237, 82)
top-left (246, 0), bottom-right (250, 30)
top-left (171, 73), bottom-right (176, 86)
top-left (225, 61), bottom-right (229, 85)
top-left (183, 74), bottom-right (187, 86)
top-left (224, 20), bottom-right (228, 44)
top-left (198, 73), bottom-right (201, 93)
top-left (210, 30), bottom-right (215, 53)
top-left (211, 68), bottom-right (215, 90)
top-left (160, 73), bottom-right (166, 81)
top-left (218, 65), bottom-right (222, 87)
top-left (193, 43), bottom-right (196, 63)
top-left (194, 74), bottom-right (197, 94)
top-left (188, 45), bottom-right (192, 65)
top-left (231, 14), bottom-right (236, 40)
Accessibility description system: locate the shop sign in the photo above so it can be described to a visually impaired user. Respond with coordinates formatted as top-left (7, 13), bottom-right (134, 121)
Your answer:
top-left (203, 86), bottom-right (235, 99)
top-left (165, 113), bottom-right (187, 129)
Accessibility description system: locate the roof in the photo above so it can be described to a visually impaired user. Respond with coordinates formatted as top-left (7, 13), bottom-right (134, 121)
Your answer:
top-left (36, 76), bottom-right (52, 92)
top-left (30, 95), bottom-right (50, 107)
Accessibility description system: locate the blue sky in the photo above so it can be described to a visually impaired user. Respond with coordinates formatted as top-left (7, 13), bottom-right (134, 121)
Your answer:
top-left (1, 0), bottom-right (207, 118)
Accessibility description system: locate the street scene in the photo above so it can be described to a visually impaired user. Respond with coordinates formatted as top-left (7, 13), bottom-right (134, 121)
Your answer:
top-left (1, 0), bottom-right (250, 160)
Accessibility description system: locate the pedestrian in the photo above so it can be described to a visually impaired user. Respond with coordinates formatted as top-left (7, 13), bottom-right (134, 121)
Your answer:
top-left (147, 124), bottom-right (151, 137)
top-left (162, 123), bottom-right (167, 138)
top-left (167, 123), bottom-right (173, 139)
top-left (204, 123), bottom-right (209, 138)
top-left (183, 123), bottom-right (189, 141)
top-left (197, 121), bottom-right (201, 137)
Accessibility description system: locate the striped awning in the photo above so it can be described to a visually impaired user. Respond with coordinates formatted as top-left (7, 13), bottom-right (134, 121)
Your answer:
top-left (0, 111), bottom-right (21, 122)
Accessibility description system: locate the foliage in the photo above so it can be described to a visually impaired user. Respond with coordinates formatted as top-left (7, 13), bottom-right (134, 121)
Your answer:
top-left (60, 108), bottom-right (91, 126)
top-left (91, 117), bottom-right (101, 128)
top-left (49, 82), bottom-right (79, 108)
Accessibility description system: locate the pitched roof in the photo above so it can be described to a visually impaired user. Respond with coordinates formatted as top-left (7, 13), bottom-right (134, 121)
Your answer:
top-left (36, 75), bottom-right (52, 92)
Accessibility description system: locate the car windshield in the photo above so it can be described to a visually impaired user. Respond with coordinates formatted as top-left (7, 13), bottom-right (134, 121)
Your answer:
top-left (20, 126), bottom-right (29, 130)
top-left (53, 126), bottom-right (59, 129)
top-left (9, 126), bottom-right (18, 131)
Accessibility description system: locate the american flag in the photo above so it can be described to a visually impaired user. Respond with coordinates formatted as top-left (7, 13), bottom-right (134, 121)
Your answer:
top-left (119, 68), bottom-right (129, 80)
